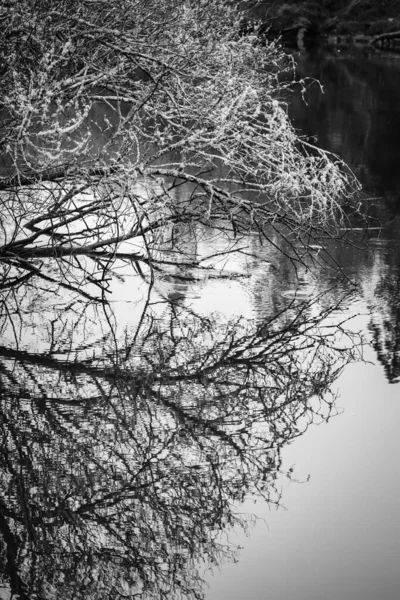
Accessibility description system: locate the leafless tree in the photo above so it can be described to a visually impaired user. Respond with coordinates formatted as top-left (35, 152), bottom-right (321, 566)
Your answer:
top-left (0, 0), bottom-right (360, 315)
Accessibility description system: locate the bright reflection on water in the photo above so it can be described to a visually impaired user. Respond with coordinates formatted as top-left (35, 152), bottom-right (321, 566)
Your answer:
top-left (0, 213), bottom-right (362, 600)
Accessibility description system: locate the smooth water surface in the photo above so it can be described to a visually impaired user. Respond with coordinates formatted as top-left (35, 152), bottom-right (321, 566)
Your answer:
top-left (206, 49), bottom-right (400, 600)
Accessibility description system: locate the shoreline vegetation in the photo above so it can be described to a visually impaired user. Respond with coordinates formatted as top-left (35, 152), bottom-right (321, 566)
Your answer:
top-left (0, 0), bottom-right (362, 307)
top-left (244, 0), bottom-right (400, 50)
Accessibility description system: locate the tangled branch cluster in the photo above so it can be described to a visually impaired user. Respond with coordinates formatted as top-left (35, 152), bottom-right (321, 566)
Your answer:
top-left (0, 0), bottom-right (360, 307)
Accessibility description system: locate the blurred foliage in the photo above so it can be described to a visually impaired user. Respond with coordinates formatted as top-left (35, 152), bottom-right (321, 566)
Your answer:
top-left (247, 0), bottom-right (400, 34)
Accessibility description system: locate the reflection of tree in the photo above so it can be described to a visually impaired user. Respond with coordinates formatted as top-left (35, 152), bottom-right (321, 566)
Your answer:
top-left (366, 261), bottom-right (400, 384)
top-left (0, 292), bottom-right (361, 600)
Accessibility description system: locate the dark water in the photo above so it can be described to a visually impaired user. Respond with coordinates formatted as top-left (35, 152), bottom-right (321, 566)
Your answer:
top-left (289, 49), bottom-right (400, 384)
top-left (2, 50), bottom-right (400, 600)
top-left (291, 50), bottom-right (400, 212)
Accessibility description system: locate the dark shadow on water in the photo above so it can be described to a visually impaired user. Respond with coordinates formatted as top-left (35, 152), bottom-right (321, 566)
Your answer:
top-left (290, 50), bottom-right (400, 204)
top-left (289, 48), bottom-right (400, 383)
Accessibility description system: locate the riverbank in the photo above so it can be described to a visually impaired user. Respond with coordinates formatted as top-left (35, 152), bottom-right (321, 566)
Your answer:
top-left (247, 0), bottom-right (400, 48)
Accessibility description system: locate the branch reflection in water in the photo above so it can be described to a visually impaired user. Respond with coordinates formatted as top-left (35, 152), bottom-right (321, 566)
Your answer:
top-left (0, 251), bottom-right (362, 600)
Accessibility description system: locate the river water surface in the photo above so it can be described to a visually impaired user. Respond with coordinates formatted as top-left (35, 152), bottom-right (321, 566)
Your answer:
top-left (206, 49), bottom-right (400, 600)
top-left (1, 49), bottom-right (400, 600)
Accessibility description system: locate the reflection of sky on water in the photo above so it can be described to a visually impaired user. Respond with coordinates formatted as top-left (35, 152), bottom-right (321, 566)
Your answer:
top-left (95, 216), bottom-right (400, 600)
top-left (207, 51), bottom-right (400, 600)
top-left (207, 313), bottom-right (400, 600)
top-left (3, 230), bottom-right (400, 599)
top-left (3, 225), bottom-right (353, 599)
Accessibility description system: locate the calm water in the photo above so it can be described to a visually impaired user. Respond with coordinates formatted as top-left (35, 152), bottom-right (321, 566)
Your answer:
top-left (206, 50), bottom-right (400, 600)
top-left (2, 50), bottom-right (400, 600)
